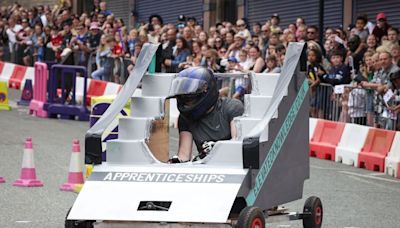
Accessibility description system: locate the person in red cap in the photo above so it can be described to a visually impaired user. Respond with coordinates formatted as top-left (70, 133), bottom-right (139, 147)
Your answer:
top-left (372, 12), bottom-right (391, 43)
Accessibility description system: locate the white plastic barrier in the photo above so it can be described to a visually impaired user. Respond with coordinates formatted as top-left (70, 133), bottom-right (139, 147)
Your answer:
top-left (309, 118), bottom-right (318, 140)
top-left (385, 132), bottom-right (400, 178)
top-left (335, 123), bottom-right (369, 167)
top-left (75, 77), bottom-right (91, 104)
top-left (103, 82), bottom-right (121, 96)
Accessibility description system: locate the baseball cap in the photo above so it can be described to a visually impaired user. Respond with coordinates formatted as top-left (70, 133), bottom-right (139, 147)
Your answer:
top-left (271, 13), bottom-right (280, 20)
top-left (376, 12), bottom-right (387, 21)
top-left (89, 22), bottom-right (99, 30)
top-left (228, 56), bottom-right (238, 63)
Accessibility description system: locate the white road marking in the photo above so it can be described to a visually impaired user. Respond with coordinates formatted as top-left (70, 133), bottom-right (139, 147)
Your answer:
top-left (15, 221), bottom-right (31, 223)
top-left (310, 165), bottom-right (343, 171)
top-left (368, 172), bottom-right (387, 176)
top-left (345, 175), bottom-right (400, 193)
top-left (339, 171), bottom-right (400, 184)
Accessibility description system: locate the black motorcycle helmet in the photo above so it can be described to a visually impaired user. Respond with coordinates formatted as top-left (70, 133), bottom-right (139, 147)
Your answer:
top-left (169, 67), bottom-right (219, 120)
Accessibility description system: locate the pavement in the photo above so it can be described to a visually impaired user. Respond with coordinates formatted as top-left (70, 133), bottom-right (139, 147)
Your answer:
top-left (0, 89), bottom-right (399, 228)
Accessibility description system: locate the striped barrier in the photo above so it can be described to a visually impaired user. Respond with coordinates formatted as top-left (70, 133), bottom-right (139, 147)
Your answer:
top-left (0, 61), bottom-right (121, 104)
top-left (310, 120), bottom-right (346, 161)
top-left (385, 133), bottom-right (400, 178)
top-left (309, 118), bottom-right (400, 178)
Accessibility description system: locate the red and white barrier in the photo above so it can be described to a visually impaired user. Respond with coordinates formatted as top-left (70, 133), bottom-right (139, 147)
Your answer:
top-left (0, 61), bottom-right (121, 105)
top-left (310, 118), bottom-right (400, 178)
top-left (335, 123), bottom-right (369, 167)
top-left (309, 118), bottom-right (318, 140)
top-left (385, 132), bottom-right (400, 178)
top-left (310, 120), bottom-right (346, 161)
top-left (358, 128), bottom-right (395, 172)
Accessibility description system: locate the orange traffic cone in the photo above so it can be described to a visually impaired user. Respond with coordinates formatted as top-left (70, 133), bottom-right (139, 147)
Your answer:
top-left (60, 140), bottom-right (84, 191)
top-left (13, 137), bottom-right (43, 187)
top-left (0, 176), bottom-right (5, 183)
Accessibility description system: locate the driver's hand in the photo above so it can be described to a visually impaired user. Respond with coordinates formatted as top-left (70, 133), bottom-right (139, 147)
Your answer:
top-left (202, 141), bottom-right (216, 154)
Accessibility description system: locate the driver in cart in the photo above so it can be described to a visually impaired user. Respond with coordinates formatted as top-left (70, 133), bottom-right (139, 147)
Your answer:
top-left (168, 67), bottom-right (244, 163)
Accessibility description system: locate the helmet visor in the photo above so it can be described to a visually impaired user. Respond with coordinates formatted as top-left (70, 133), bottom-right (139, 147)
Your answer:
top-left (168, 77), bottom-right (207, 98)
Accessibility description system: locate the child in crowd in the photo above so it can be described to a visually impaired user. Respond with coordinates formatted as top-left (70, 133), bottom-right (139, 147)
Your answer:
top-left (354, 15), bottom-right (369, 42)
top-left (34, 36), bottom-right (45, 62)
top-left (127, 29), bottom-right (138, 57)
top-left (49, 28), bottom-right (63, 62)
top-left (348, 78), bottom-right (368, 125)
top-left (387, 71), bottom-right (400, 130)
top-left (237, 49), bottom-right (252, 71)
top-left (321, 50), bottom-right (352, 121)
top-left (263, 55), bottom-right (280, 73)
top-left (360, 51), bottom-right (375, 126)
top-left (226, 56), bottom-right (240, 73)
top-left (307, 49), bottom-right (326, 118)
top-left (321, 50), bottom-right (351, 86)
top-left (274, 43), bottom-right (286, 67)
top-left (230, 56), bottom-right (249, 100)
top-left (127, 42), bottom-right (143, 72)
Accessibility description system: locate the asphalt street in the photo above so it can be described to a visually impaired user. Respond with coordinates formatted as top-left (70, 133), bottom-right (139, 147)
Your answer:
top-left (0, 89), bottom-right (399, 228)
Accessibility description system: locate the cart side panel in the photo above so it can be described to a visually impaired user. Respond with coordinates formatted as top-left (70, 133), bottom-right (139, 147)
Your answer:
top-left (238, 64), bottom-right (310, 209)
top-left (254, 75), bottom-right (310, 208)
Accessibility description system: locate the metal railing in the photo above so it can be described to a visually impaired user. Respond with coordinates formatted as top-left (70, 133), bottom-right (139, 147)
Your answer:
top-left (312, 83), bottom-right (399, 131)
top-left (214, 72), bottom-right (251, 99)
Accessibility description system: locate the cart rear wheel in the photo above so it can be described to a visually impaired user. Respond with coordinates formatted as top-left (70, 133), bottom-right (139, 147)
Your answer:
top-left (302, 196), bottom-right (323, 228)
top-left (65, 207), bottom-right (94, 228)
top-left (236, 206), bottom-right (265, 228)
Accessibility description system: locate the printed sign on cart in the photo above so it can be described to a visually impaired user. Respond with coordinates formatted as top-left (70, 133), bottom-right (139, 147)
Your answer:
top-left (89, 172), bottom-right (243, 183)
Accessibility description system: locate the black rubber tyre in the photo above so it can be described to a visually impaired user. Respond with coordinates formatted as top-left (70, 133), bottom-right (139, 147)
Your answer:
top-left (65, 207), bottom-right (94, 228)
top-left (302, 196), bottom-right (323, 228)
top-left (236, 206), bottom-right (266, 228)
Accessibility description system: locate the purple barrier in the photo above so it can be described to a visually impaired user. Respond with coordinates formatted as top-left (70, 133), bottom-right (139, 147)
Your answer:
top-left (45, 64), bottom-right (89, 121)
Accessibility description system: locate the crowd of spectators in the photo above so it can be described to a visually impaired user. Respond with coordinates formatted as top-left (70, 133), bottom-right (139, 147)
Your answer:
top-left (0, 1), bottom-right (399, 130)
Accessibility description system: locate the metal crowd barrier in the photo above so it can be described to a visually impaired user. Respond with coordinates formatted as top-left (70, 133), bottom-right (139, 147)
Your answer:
top-left (86, 53), bottom-right (129, 84)
top-left (214, 72), bottom-right (251, 98)
top-left (311, 83), bottom-right (399, 131)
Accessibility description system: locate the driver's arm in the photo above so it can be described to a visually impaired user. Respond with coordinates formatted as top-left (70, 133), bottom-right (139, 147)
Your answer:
top-left (227, 98), bottom-right (244, 140)
top-left (230, 120), bottom-right (238, 140)
top-left (177, 131), bottom-right (193, 161)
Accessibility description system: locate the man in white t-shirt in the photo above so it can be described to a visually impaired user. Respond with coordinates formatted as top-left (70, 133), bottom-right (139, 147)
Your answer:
top-left (6, 17), bottom-right (23, 62)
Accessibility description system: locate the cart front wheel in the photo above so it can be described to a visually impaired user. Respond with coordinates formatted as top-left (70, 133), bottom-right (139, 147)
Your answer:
top-left (302, 196), bottom-right (323, 228)
top-left (236, 206), bottom-right (265, 228)
top-left (65, 207), bottom-right (94, 228)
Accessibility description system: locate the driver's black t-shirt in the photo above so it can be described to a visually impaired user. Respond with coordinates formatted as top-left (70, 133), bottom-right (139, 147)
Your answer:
top-left (178, 97), bottom-right (244, 153)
